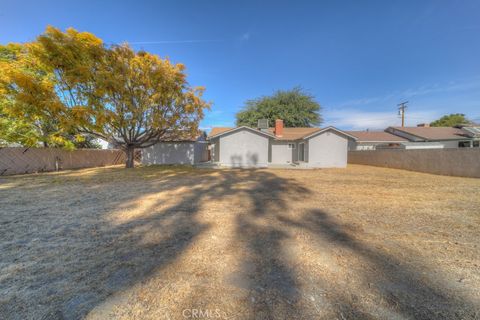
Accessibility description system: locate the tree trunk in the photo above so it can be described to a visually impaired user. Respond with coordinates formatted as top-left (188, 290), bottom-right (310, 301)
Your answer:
top-left (125, 146), bottom-right (135, 168)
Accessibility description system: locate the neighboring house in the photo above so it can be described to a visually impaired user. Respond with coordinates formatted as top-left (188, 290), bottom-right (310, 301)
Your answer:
top-left (207, 120), bottom-right (357, 168)
top-left (346, 130), bottom-right (447, 150)
top-left (386, 126), bottom-right (480, 148)
top-left (380, 141), bottom-right (445, 150)
top-left (346, 131), bottom-right (408, 150)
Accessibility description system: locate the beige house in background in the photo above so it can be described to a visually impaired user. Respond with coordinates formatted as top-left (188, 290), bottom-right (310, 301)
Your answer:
top-left (386, 126), bottom-right (479, 148)
top-left (346, 131), bottom-right (408, 150)
top-left (347, 125), bottom-right (480, 150)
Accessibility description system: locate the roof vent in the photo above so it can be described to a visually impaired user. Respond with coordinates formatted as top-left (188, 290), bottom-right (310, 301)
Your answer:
top-left (257, 119), bottom-right (269, 129)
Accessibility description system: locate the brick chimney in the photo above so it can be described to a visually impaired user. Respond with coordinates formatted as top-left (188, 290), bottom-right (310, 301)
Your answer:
top-left (275, 119), bottom-right (283, 137)
top-left (417, 123), bottom-right (430, 127)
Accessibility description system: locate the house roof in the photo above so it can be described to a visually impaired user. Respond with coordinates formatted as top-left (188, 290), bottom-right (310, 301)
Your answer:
top-left (267, 127), bottom-right (321, 140)
top-left (345, 131), bottom-right (407, 142)
top-left (207, 126), bottom-right (275, 139)
top-left (109, 130), bottom-right (201, 145)
top-left (387, 126), bottom-right (469, 141)
top-left (209, 127), bottom-right (233, 137)
top-left (209, 127), bottom-right (319, 140)
top-left (302, 126), bottom-right (358, 140)
top-left (157, 130), bottom-right (203, 142)
top-left (208, 126), bottom-right (355, 141)
top-left (462, 126), bottom-right (480, 138)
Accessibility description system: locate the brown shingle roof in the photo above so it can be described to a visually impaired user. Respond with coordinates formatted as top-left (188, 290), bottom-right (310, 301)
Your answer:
top-left (346, 131), bottom-right (407, 142)
top-left (157, 129), bottom-right (202, 142)
top-left (208, 126), bottom-right (322, 140)
top-left (388, 127), bottom-right (468, 141)
top-left (267, 127), bottom-right (321, 140)
top-left (208, 127), bottom-right (233, 137)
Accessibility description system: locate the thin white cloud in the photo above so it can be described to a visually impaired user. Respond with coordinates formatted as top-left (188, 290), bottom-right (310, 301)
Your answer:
top-left (240, 32), bottom-right (250, 41)
top-left (202, 119), bottom-right (235, 128)
top-left (336, 77), bottom-right (480, 109)
top-left (326, 78), bottom-right (480, 130)
top-left (401, 80), bottom-right (480, 97)
top-left (126, 40), bottom-right (221, 45)
top-left (338, 94), bottom-right (396, 108)
top-left (208, 109), bottom-right (225, 115)
top-left (324, 109), bottom-right (439, 130)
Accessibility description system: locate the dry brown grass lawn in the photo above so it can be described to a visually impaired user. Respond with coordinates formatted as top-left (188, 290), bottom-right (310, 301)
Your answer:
top-left (0, 164), bottom-right (479, 319)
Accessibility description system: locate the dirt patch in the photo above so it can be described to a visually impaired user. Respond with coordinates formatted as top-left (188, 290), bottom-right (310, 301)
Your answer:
top-left (0, 165), bottom-right (479, 319)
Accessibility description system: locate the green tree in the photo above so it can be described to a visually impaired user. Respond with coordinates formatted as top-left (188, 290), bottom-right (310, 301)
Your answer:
top-left (430, 113), bottom-right (472, 127)
top-left (235, 87), bottom-right (322, 128)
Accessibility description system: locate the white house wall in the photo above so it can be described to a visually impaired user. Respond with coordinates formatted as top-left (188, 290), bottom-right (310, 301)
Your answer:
top-left (348, 140), bottom-right (377, 151)
top-left (218, 129), bottom-right (269, 167)
top-left (307, 130), bottom-right (348, 167)
top-left (271, 141), bottom-right (294, 164)
top-left (142, 142), bottom-right (195, 165)
top-left (211, 138), bottom-right (220, 162)
top-left (441, 140), bottom-right (463, 148)
top-left (349, 141), bottom-right (387, 151)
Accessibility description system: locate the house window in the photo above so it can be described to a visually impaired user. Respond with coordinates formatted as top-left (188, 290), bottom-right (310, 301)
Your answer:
top-left (288, 143), bottom-right (296, 149)
top-left (474, 141), bottom-right (479, 147)
top-left (458, 141), bottom-right (471, 148)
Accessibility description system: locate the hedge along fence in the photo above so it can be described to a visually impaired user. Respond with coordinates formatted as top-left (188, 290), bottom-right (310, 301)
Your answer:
top-left (348, 148), bottom-right (480, 178)
top-left (0, 147), bottom-right (126, 176)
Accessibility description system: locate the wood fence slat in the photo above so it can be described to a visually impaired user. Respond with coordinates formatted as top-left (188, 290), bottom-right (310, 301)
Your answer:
top-left (348, 148), bottom-right (480, 178)
top-left (0, 148), bottom-right (126, 176)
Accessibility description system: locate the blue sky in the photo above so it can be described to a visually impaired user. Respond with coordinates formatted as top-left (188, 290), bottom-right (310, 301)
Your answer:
top-left (1, 0), bottom-right (480, 130)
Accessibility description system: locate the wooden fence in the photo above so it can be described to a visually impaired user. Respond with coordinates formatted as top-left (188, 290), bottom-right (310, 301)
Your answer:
top-left (0, 147), bottom-right (126, 176)
top-left (348, 148), bottom-right (480, 178)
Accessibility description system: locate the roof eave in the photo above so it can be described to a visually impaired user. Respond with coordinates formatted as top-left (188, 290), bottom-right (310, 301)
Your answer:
top-left (357, 140), bottom-right (405, 143)
top-left (386, 126), bottom-right (471, 141)
top-left (303, 126), bottom-right (358, 140)
top-left (207, 126), bottom-right (275, 139)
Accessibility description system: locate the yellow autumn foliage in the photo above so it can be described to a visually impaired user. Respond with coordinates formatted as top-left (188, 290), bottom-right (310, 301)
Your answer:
top-left (0, 26), bottom-right (209, 165)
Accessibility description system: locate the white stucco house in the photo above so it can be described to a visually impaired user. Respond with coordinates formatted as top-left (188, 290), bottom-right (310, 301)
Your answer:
top-left (141, 134), bottom-right (209, 165)
top-left (207, 120), bottom-right (357, 168)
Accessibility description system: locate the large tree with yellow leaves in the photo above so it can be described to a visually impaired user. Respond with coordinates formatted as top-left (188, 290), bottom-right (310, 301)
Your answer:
top-left (0, 27), bottom-right (209, 167)
top-left (0, 43), bottom-right (71, 148)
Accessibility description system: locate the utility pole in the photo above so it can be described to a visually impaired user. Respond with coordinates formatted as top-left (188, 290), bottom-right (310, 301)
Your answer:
top-left (397, 101), bottom-right (408, 127)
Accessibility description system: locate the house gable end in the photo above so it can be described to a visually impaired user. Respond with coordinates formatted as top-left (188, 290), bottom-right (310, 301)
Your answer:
top-left (303, 126), bottom-right (358, 141)
top-left (208, 126), bottom-right (274, 140)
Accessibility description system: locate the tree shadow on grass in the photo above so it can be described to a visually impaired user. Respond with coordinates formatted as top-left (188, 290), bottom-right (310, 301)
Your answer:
top-left (0, 166), bottom-right (216, 319)
top-left (2, 167), bottom-right (479, 319)
top-left (211, 170), bottom-right (312, 319)
top-left (278, 209), bottom-right (480, 320)
top-left (0, 167), bottom-right (312, 320)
